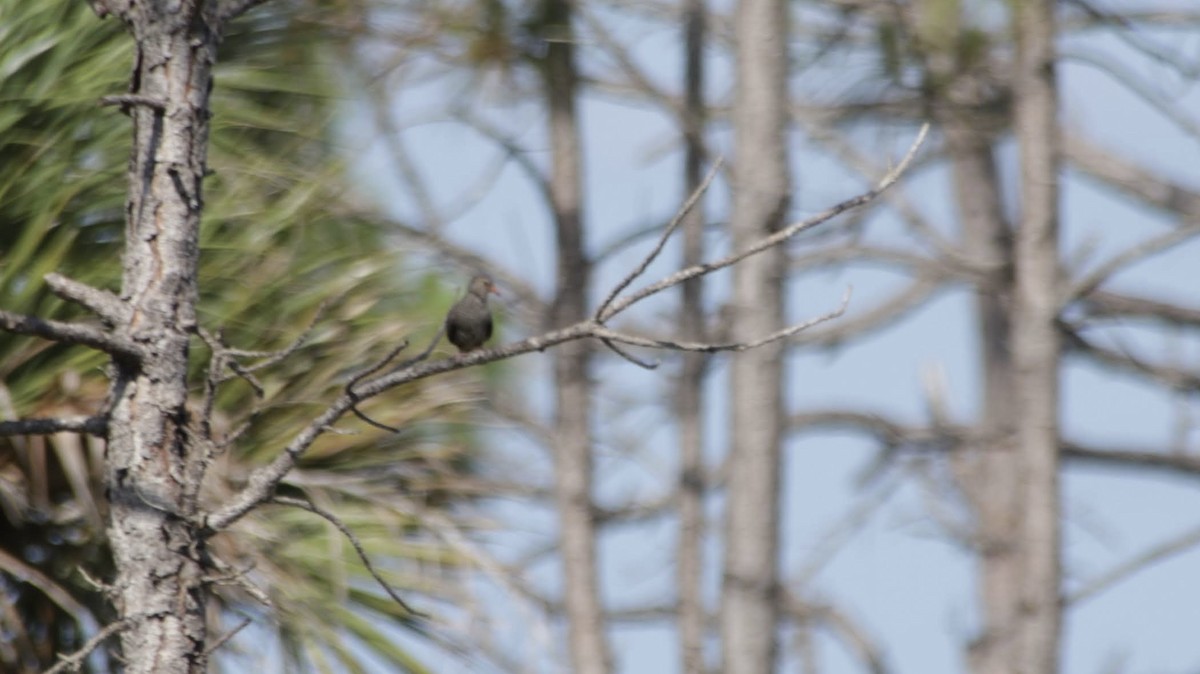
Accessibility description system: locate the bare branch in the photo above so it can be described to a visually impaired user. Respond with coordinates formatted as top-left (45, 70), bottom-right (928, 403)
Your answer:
top-left (271, 496), bottom-right (425, 617)
top-left (1062, 324), bottom-right (1200, 391)
top-left (207, 128), bottom-right (927, 533)
top-left (0, 310), bottom-right (140, 360)
top-left (1062, 442), bottom-right (1200, 480)
top-left (203, 617), bottom-right (252, 658)
top-left (795, 277), bottom-right (943, 349)
top-left (1064, 49), bottom-right (1200, 143)
top-left (1066, 135), bottom-right (1200, 219)
top-left (599, 337), bottom-right (660, 369)
top-left (1068, 523), bottom-right (1200, 605)
top-left (1066, 222), bottom-right (1200, 302)
top-left (41, 617), bottom-right (132, 674)
top-left (598, 124), bottom-right (929, 323)
top-left (1082, 290), bottom-right (1200, 329)
top-left (346, 330), bottom-right (442, 433)
top-left (594, 158), bottom-right (724, 322)
top-left (596, 287), bottom-right (850, 353)
top-left (0, 416), bottom-right (107, 437)
top-left (98, 94), bottom-right (166, 112)
top-left (44, 274), bottom-right (129, 325)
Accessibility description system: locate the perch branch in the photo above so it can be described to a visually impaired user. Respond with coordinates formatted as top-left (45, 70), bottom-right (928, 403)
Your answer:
top-left (205, 126), bottom-right (929, 532)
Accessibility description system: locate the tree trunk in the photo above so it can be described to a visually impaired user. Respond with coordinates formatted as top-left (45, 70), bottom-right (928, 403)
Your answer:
top-left (103, 1), bottom-right (218, 671)
top-left (944, 124), bottom-right (1022, 674)
top-left (1011, 0), bottom-right (1063, 670)
top-left (539, 1), bottom-right (612, 672)
top-left (719, 0), bottom-right (790, 670)
top-left (676, 0), bottom-right (708, 669)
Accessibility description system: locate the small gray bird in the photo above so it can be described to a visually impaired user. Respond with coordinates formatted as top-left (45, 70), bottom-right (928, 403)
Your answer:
top-left (445, 275), bottom-right (498, 353)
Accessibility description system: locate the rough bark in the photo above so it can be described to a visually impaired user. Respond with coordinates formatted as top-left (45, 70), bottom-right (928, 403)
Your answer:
top-left (719, 0), bottom-right (790, 670)
top-left (1011, 0), bottom-right (1063, 671)
top-left (676, 0), bottom-right (708, 669)
top-left (539, 0), bottom-right (612, 672)
top-left (101, 1), bottom-right (220, 671)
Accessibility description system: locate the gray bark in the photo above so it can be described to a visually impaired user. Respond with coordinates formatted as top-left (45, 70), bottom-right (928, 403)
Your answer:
top-left (719, 0), bottom-right (790, 670)
top-left (944, 125), bottom-right (1023, 674)
top-left (676, 0), bottom-right (708, 669)
top-left (101, 1), bottom-right (220, 671)
top-left (539, 0), bottom-right (612, 672)
top-left (1011, 0), bottom-right (1063, 670)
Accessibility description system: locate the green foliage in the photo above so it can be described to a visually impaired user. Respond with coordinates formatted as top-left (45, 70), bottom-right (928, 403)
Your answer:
top-left (0, 1), bottom-right (483, 671)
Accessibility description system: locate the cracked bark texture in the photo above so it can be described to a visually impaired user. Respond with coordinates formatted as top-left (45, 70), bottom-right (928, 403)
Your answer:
top-left (102, 1), bottom-right (218, 671)
top-left (719, 0), bottom-right (789, 671)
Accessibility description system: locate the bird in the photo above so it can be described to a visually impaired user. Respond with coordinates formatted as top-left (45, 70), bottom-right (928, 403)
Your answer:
top-left (445, 274), bottom-right (498, 353)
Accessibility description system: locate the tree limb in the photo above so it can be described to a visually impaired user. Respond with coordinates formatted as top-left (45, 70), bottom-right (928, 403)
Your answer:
top-left (271, 496), bottom-right (424, 616)
top-left (206, 126), bottom-right (929, 533)
top-left (0, 310), bottom-right (140, 360)
top-left (0, 415), bottom-right (107, 437)
top-left (44, 274), bottom-right (129, 325)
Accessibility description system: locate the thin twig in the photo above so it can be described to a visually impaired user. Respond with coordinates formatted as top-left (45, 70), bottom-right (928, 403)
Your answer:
top-left (598, 124), bottom-right (929, 323)
top-left (0, 416), bottom-right (107, 437)
top-left (1066, 222), bottom-right (1200, 302)
top-left (595, 287), bottom-right (851, 353)
top-left (272, 496), bottom-right (425, 617)
top-left (0, 310), bottom-right (140, 361)
top-left (594, 158), bottom-right (724, 321)
top-left (42, 617), bottom-right (133, 674)
top-left (203, 617), bottom-right (253, 658)
top-left (1068, 522), bottom-right (1200, 605)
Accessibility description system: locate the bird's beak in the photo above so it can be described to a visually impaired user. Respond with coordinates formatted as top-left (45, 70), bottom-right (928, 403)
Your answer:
top-left (488, 283), bottom-right (500, 295)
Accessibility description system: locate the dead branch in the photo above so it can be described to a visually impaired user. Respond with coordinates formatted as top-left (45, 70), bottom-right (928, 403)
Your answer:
top-left (204, 125), bottom-right (929, 533)
top-left (1066, 135), bottom-right (1200, 219)
top-left (271, 495), bottom-right (424, 616)
top-left (1062, 324), bottom-right (1200, 391)
top-left (202, 617), bottom-right (252, 658)
top-left (0, 310), bottom-right (140, 361)
top-left (1081, 290), bottom-right (1200, 329)
top-left (598, 123), bottom-right (929, 323)
top-left (40, 613), bottom-right (167, 674)
top-left (594, 158), bottom-right (724, 322)
top-left (1067, 522), bottom-right (1200, 605)
top-left (0, 415), bottom-right (107, 437)
top-left (596, 287), bottom-right (850, 352)
top-left (44, 274), bottom-right (129, 325)
top-left (1066, 222), bottom-right (1200, 302)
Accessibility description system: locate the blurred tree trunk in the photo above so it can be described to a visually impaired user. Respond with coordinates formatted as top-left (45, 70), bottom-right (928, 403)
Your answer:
top-left (538, 0), bottom-right (612, 672)
top-left (102, 1), bottom-right (218, 671)
top-left (945, 119), bottom-right (1023, 674)
top-left (719, 0), bottom-right (790, 671)
top-left (676, 0), bottom-right (708, 670)
top-left (1011, 0), bottom-right (1063, 670)
top-left (914, 1), bottom-right (1026, 670)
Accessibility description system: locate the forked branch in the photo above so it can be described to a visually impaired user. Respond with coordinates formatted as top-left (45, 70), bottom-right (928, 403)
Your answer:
top-left (204, 124), bottom-right (930, 533)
